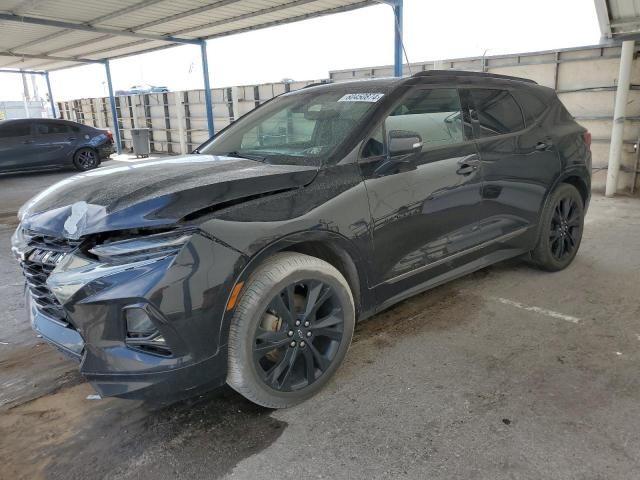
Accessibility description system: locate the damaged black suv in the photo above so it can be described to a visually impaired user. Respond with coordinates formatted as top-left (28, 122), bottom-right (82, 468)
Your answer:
top-left (12, 71), bottom-right (591, 408)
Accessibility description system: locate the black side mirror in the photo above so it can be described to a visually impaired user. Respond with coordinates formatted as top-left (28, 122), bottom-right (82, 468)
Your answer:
top-left (388, 130), bottom-right (423, 157)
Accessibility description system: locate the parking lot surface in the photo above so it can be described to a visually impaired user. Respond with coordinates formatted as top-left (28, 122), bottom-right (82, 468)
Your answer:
top-left (1, 194), bottom-right (640, 480)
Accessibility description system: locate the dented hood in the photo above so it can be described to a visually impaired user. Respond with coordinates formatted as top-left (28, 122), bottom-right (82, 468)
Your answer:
top-left (20, 155), bottom-right (318, 238)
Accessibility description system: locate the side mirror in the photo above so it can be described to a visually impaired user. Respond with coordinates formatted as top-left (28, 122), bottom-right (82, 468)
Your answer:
top-left (388, 130), bottom-right (423, 157)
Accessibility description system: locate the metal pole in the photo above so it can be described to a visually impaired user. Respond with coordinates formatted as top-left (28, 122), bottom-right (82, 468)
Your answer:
top-left (200, 40), bottom-right (215, 137)
top-left (606, 40), bottom-right (635, 197)
top-left (393, 0), bottom-right (403, 77)
top-left (103, 60), bottom-right (123, 154)
top-left (44, 71), bottom-right (56, 118)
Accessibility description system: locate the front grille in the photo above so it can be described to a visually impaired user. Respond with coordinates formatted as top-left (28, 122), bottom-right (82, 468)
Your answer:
top-left (20, 231), bottom-right (83, 326)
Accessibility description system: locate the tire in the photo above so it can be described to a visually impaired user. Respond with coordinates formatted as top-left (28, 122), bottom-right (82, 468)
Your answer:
top-left (227, 252), bottom-right (355, 408)
top-left (73, 147), bottom-right (99, 171)
top-left (531, 183), bottom-right (584, 271)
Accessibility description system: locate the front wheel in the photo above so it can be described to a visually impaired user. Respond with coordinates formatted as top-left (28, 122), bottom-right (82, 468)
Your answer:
top-left (531, 183), bottom-right (584, 271)
top-left (73, 148), bottom-right (99, 171)
top-left (227, 252), bottom-right (355, 408)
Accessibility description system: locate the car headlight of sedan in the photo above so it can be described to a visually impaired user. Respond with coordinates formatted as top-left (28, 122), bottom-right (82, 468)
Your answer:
top-left (46, 230), bottom-right (193, 305)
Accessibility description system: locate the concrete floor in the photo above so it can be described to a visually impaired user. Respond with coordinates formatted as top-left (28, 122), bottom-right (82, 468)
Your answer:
top-left (1, 194), bottom-right (639, 480)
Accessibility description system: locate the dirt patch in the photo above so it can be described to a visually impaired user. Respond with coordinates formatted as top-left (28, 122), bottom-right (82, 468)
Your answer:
top-left (0, 342), bottom-right (82, 409)
top-left (0, 381), bottom-right (286, 480)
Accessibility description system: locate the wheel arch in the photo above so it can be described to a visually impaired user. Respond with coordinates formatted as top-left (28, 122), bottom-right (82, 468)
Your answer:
top-left (224, 231), bottom-right (371, 327)
top-left (560, 173), bottom-right (590, 207)
top-left (533, 168), bottom-right (590, 248)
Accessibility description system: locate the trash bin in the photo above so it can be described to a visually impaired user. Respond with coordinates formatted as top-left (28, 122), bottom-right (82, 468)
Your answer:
top-left (131, 128), bottom-right (151, 158)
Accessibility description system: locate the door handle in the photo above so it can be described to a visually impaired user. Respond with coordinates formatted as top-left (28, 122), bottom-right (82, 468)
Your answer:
top-left (535, 141), bottom-right (552, 151)
top-left (22, 139), bottom-right (34, 144)
top-left (456, 154), bottom-right (480, 176)
top-left (67, 137), bottom-right (77, 141)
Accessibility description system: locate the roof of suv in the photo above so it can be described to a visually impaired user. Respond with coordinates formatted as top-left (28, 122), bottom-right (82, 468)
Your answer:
top-left (302, 70), bottom-right (541, 94)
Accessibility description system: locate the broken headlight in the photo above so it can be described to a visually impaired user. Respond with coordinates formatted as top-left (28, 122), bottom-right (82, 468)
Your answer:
top-left (88, 230), bottom-right (193, 263)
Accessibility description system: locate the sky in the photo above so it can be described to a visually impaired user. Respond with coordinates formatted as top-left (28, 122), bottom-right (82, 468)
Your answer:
top-left (0, 0), bottom-right (602, 102)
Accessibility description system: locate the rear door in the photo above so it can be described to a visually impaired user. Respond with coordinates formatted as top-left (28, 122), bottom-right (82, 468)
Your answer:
top-left (32, 121), bottom-right (76, 166)
top-left (0, 121), bottom-right (38, 172)
top-left (464, 87), bottom-right (560, 245)
top-left (358, 86), bottom-right (485, 303)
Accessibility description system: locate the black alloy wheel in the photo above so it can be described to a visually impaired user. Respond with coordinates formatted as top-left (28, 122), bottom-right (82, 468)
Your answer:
top-left (73, 148), bottom-right (99, 171)
top-left (227, 252), bottom-right (355, 408)
top-left (549, 195), bottom-right (581, 260)
top-left (531, 183), bottom-right (584, 271)
top-left (253, 280), bottom-right (344, 392)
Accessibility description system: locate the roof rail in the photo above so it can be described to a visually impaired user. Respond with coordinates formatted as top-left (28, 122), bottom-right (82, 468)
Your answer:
top-left (303, 80), bottom-right (333, 89)
top-left (411, 70), bottom-right (537, 84)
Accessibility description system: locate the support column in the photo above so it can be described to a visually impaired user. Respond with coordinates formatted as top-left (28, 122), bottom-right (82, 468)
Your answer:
top-left (393, 0), bottom-right (403, 77)
top-left (606, 40), bottom-right (635, 197)
top-left (174, 92), bottom-right (188, 154)
top-left (103, 60), bottom-right (123, 154)
top-left (44, 71), bottom-right (56, 118)
top-left (200, 40), bottom-right (215, 138)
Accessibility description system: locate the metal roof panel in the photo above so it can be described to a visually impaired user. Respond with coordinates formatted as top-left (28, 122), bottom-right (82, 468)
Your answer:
top-left (0, 0), bottom-right (378, 70)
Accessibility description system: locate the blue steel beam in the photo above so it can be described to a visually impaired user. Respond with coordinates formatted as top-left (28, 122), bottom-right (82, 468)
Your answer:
top-left (200, 40), bottom-right (215, 138)
top-left (0, 68), bottom-right (46, 74)
top-left (0, 51), bottom-right (103, 64)
top-left (393, 0), bottom-right (403, 77)
top-left (0, 13), bottom-right (201, 45)
top-left (44, 71), bottom-right (56, 118)
top-left (377, 0), bottom-right (404, 77)
top-left (103, 60), bottom-right (123, 154)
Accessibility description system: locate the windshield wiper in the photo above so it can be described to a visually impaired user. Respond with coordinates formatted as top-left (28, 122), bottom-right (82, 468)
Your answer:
top-left (223, 151), bottom-right (267, 162)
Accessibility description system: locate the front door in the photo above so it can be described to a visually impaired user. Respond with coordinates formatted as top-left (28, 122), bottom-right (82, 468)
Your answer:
top-left (358, 86), bottom-right (484, 304)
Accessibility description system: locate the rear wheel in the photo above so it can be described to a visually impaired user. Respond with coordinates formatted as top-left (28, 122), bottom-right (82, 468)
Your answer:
top-left (531, 183), bottom-right (584, 271)
top-left (227, 252), bottom-right (355, 408)
top-left (73, 148), bottom-right (99, 171)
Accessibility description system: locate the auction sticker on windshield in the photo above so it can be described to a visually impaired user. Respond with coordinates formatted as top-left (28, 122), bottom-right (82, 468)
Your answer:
top-left (338, 93), bottom-right (385, 103)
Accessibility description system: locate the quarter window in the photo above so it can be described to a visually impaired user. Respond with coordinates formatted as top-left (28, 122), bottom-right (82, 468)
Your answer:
top-left (470, 89), bottom-right (525, 137)
top-left (385, 88), bottom-right (465, 149)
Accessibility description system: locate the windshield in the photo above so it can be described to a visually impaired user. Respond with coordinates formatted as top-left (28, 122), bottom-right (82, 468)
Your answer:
top-left (199, 87), bottom-right (387, 165)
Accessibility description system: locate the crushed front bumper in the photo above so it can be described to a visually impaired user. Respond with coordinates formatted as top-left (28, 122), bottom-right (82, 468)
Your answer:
top-left (21, 231), bottom-right (245, 400)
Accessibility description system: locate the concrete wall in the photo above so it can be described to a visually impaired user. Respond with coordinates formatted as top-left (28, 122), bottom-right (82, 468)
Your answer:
top-left (58, 43), bottom-right (640, 194)
top-left (331, 44), bottom-right (640, 194)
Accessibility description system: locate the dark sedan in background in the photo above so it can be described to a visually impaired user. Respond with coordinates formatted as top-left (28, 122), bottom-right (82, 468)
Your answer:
top-left (0, 118), bottom-right (115, 174)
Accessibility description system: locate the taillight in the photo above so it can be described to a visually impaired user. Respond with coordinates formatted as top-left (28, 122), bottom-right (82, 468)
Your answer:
top-left (105, 130), bottom-right (114, 143)
top-left (583, 131), bottom-right (592, 148)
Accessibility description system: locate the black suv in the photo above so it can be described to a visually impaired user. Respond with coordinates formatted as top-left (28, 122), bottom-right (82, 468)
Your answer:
top-left (12, 71), bottom-right (591, 408)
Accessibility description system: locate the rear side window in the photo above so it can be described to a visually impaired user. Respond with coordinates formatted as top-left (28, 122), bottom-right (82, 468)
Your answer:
top-left (0, 123), bottom-right (31, 138)
top-left (385, 88), bottom-right (466, 149)
top-left (470, 89), bottom-right (525, 137)
top-left (35, 122), bottom-right (71, 135)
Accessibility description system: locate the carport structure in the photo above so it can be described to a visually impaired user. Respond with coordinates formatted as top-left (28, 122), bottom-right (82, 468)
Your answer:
top-left (595, 0), bottom-right (640, 196)
top-left (0, 0), bottom-right (404, 154)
